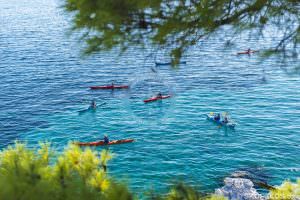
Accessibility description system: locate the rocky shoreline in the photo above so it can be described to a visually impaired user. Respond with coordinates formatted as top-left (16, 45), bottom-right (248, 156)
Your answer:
top-left (215, 178), bottom-right (266, 200)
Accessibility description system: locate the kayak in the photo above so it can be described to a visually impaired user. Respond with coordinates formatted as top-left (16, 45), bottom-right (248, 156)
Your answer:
top-left (90, 85), bottom-right (129, 90)
top-left (206, 113), bottom-right (236, 128)
top-left (144, 95), bottom-right (171, 103)
top-left (75, 139), bottom-right (134, 147)
top-left (78, 103), bottom-right (106, 115)
top-left (78, 107), bottom-right (96, 115)
top-left (237, 50), bottom-right (257, 55)
top-left (155, 61), bottom-right (186, 66)
top-left (205, 113), bottom-right (236, 128)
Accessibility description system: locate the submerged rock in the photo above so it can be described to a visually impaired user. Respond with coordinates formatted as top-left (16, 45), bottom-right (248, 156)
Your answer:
top-left (230, 167), bottom-right (271, 184)
top-left (231, 171), bottom-right (250, 178)
top-left (215, 178), bottom-right (265, 200)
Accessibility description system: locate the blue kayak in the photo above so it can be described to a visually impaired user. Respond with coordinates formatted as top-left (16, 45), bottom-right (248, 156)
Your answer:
top-left (78, 103), bottom-right (106, 115)
top-left (78, 107), bottom-right (96, 115)
top-left (205, 113), bottom-right (236, 128)
top-left (155, 61), bottom-right (187, 66)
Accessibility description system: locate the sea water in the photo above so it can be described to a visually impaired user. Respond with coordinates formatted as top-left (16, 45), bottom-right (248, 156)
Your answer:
top-left (0, 0), bottom-right (299, 194)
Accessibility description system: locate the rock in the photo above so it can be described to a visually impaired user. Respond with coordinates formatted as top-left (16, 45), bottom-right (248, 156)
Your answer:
top-left (215, 178), bottom-right (266, 200)
top-left (231, 171), bottom-right (250, 179)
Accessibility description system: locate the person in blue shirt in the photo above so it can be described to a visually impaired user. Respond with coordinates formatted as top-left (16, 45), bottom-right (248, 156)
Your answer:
top-left (214, 113), bottom-right (221, 121)
top-left (103, 135), bottom-right (109, 144)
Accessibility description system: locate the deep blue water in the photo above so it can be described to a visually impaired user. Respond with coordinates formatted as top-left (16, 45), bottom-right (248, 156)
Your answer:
top-left (1, 0), bottom-right (300, 194)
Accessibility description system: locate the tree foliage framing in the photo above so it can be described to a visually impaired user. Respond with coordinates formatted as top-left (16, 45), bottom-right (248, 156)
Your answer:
top-left (64, 0), bottom-right (299, 64)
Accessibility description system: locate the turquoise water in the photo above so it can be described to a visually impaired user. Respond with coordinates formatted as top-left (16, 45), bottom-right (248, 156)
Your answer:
top-left (1, 0), bottom-right (300, 194)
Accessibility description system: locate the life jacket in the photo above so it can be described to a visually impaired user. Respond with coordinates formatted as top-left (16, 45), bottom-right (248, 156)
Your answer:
top-left (104, 137), bottom-right (109, 144)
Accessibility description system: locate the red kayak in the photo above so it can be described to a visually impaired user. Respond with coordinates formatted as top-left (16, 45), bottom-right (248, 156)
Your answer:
top-left (144, 95), bottom-right (171, 103)
top-left (90, 85), bottom-right (129, 90)
top-left (75, 139), bottom-right (134, 147)
top-left (237, 50), bottom-right (258, 55)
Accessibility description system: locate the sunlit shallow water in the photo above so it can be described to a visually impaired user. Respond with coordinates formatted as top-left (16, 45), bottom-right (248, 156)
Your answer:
top-left (0, 0), bottom-right (299, 194)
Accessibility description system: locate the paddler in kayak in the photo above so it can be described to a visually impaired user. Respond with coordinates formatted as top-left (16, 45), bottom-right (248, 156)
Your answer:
top-left (103, 135), bottom-right (109, 145)
top-left (223, 116), bottom-right (229, 124)
top-left (237, 48), bottom-right (257, 55)
top-left (214, 113), bottom-right (221, 121)
top-left (157, 92), bottom-right (163, 98)
top-left (89, 100), bottom-right (97, 110)
top-left (244, 48), bottom-right (257, 54)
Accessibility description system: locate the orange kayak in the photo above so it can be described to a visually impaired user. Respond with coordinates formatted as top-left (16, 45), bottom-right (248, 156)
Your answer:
top-left (75, 139), bottom-right (134, 147)
top-left (144, 95), bottom-right (171, 103)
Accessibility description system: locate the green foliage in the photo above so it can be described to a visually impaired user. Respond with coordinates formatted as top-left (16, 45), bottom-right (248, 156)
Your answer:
top-left (205, 195), bottom-right (227, 200)
top-left (149, 183), bottom-right (227, 200)
top-left (0, 142), bottom-right (132, 200)
top-left (268, 179), bottom-right (300, 200)
top-left (166, 183), bottom-right (203, 200)
top-left (64, 0), bottom-right (299, 64)
top-left (0, 142), bottom-right (227, 200)
top-left (4, 142), bottom-right (299, 200)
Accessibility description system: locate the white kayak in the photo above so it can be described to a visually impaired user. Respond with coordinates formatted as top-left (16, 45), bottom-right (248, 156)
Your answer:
top-left (205, 113), bottom-right (236, 128)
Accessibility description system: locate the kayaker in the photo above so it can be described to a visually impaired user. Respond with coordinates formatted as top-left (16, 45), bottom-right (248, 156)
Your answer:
top-left (103, 135), bottom-right (109, 145)
top-left (247, 48), bottom-right (251, 54)
top-left (223, 116), bottom-right (229, 124)
top-left (89, 100), bottom-right (97, 109)
top-left (214, 113), bottom-right (221, 121)
top-left (157, 92), bottom-right (162, 98)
